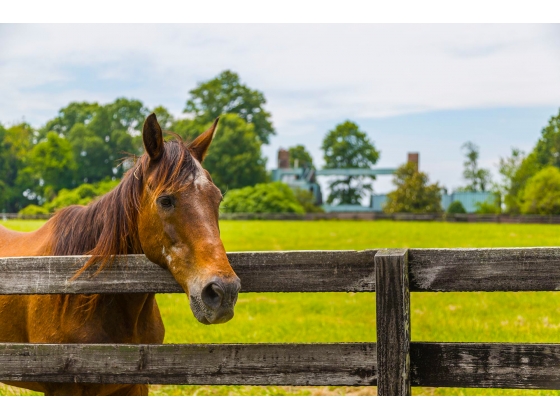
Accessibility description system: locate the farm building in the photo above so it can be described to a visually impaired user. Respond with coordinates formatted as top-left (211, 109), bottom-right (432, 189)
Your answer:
top-left (273, 149), bottom-right (497, 213)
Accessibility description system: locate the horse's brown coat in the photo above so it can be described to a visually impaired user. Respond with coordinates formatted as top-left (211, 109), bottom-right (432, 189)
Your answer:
top-left (0, 114), bottom-right (239, 395)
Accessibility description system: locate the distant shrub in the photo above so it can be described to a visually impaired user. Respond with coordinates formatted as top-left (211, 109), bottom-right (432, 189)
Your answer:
top-left (294, 188), bottom-right (324, 213)
top-left (447, 200), bottom-right (466, 214)
top-left (475, 199), bottom-right (501, 214)
top-left (521, 166), bottom-right (560, 215)
top-left (43, 179), bottom-right (119, 212)
top-left (221, 182), bottom-right (305, 214)
top-left (18, 204), bottom-right (49, 216)
top-left (19, 179), bottom-right (119, 215)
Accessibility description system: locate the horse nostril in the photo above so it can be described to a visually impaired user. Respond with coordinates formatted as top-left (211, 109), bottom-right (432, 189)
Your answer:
top-left (201, 282), bottom-right (224, 309)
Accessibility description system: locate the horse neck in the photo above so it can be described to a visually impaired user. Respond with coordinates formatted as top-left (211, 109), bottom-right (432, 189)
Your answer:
top-left (49, 178), bottom-right (143, 258)
top-left (47, 179), bottom-right (156, 327)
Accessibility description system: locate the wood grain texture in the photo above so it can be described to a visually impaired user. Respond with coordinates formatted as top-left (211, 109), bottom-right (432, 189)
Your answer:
top-left (409, 248), bottom-right (560, 292)
top-left (411, 342), bottom-right (560, 389)
top-left (0, 343), bottom-right (376, 386)
top-left (0, 250), bottom-right (376, 294)
top-left (375, 249), bottom-right (410, 396)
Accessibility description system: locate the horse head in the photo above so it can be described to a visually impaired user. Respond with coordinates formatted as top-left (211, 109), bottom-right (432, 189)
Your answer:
top-left (136, 113), bottom-right (240, 324)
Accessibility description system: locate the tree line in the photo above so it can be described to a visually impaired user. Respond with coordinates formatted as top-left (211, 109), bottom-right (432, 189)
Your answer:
top-left (1, 68), bottom-right (559, 215)
top-left (0, 71), bottom-right (274, 213)
top-left (382, 110), bottom-right (560, 215)
top-left (0, 70), bottom-right (381, 214)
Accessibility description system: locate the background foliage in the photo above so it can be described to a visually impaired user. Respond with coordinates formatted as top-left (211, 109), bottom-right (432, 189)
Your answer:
top-left (1, 71), bottom-right (274, 214)
top-left (383, 162), bottom-right (442, 214)
top-left (447, 200), bottom-right (466, 214)
top-left (321, 121), bottom-right (380, 205)
top-left (220, 182), bottom-right (305, 214)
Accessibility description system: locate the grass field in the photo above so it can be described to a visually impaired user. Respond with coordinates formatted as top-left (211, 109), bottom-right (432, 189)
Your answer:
top-left (3, 219), bottom-right (560, 396)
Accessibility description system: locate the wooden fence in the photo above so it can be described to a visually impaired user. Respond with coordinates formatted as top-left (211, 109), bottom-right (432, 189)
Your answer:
top-left (2, 248), bottom-right (560, 395)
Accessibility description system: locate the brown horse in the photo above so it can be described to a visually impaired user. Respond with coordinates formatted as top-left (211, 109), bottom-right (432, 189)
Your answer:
top-left (0, 114), bottom-right (240, 395)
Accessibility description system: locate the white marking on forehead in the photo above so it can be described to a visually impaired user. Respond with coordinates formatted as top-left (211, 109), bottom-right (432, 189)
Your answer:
top-left (193, 159), bottom-right (212, 188)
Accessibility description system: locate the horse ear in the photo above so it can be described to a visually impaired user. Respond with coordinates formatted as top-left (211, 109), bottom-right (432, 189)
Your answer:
top-left (189, 117), bottom-right (219, 162)
top-left (143, 113), bottom-right (164, 161)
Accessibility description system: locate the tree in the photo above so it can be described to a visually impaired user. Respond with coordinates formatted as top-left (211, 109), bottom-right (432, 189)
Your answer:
top-left (0, 123), bottom-right (36, 212)
top-left (26, 132), bottom-right (77, 202)
top-left (383, 162), bottom-right (443, 214)
top-left (173, 113), bottom-right (268, 192)
top-left (221, 182), bottom-right (305, 214)
top-left (41, 101), bottom-right (101, 137)
top-left (505, 109), bottom-right (560, 213)
top-left (520, 166), bottom-right (560, 215)
top-left (288, 145), bottom-right (314, 169)
top-left (40, 98), bottom-right (149, 186)
top-left (321, 121), bottom-right (380, 205)
top-left (66, 123), bottom-right (112, 184)
top-left (460, 141), bottom-right (491, 192)
top-left (184, 70), bottom-right (275, 144)
top-left (496, 148), bottom-right (525, 213)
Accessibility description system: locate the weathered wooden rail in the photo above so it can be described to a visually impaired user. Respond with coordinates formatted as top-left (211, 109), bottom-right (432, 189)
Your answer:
top-left (2, 248), bottom-right (560, 394)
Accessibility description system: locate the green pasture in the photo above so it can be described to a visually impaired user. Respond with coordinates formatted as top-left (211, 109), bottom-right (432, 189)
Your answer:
top-left (3, 219), bottom-right (560, 396)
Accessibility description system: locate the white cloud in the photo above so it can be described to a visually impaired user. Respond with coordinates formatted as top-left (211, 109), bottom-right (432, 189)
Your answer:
top-left (1, 24), bottom-right (559, 128)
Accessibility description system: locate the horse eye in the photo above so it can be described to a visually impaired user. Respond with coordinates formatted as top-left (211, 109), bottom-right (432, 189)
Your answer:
top-left (158, 196), bottom-right (174, 209)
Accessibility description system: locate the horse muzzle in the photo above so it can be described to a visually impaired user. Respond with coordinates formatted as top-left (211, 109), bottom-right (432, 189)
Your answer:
top-left (189, 276), bottom-right (241, 324)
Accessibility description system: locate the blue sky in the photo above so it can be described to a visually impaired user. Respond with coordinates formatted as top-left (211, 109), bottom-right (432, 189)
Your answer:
top-left (1, 24), bottom-right (559, 193)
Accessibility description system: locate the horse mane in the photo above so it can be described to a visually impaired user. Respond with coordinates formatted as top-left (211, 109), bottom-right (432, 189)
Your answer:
top-left (49, 136), bottom-right (199, 279)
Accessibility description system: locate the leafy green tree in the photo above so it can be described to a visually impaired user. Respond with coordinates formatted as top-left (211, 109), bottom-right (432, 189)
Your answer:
top-left (321, 121), bottom-right (380, 205)
top-left (447, 200), bottom-right (466, 214)
top-left (505, 109), bottom-right (560, 213)
top-left (460, 142), bottom-right (491, 192)
top-left (495, 148), bottom-right (525, 213)
top-left (221, 182), bottom-right (304, 214)
top-left (40, 98), bottom-right (149, 186)
top-left (384, 162), bottom-right (443, 214)
top-left (26, 132), bottom-right (77, 202)
top-left (41, 101), bottom-right (101, 137)
top-left (288, 145), bottom-right (314, 169)
top-left (184, 70), bottom-right (275, 144)
top-left (66, 123), bottom-right (112, 183)
top-left (39, 98), bottom-right (130, 187)
top-left (520, 166), bottom-right (560, 215)
top-left (0, 123), bottom-right (36, 212)
top-left (173, 113), bottom-right (268, 192)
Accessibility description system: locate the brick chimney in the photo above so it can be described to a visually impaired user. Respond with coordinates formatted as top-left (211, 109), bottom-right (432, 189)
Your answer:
top-left (278, 148), bottom-right (290, 169)
top-left (407, 152), bottom-right (419, 171)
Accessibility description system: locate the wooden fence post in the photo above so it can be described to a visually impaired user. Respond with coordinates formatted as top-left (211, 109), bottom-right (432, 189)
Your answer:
top-left (375, 248), bottom-right (410, 396)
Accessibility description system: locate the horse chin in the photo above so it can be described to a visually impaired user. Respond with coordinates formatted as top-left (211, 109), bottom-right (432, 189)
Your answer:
top-left (195, 314), bottom-right (211, 325)
top-left (189, 296), bottom-right (235, 325)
